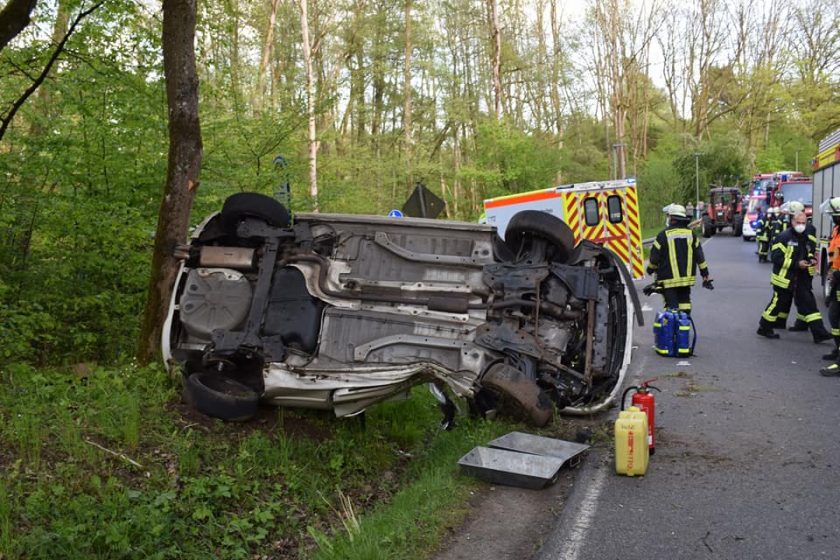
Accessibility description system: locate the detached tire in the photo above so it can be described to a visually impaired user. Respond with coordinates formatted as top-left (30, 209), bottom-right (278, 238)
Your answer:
top-left (481, 364), bottom-right (553, 427)
top-left (185, 373), bottom-right (259, 421)
top-left (505, 210), bottom-right (576, 262)
top-left (220, 192), bottom-right (290, 233)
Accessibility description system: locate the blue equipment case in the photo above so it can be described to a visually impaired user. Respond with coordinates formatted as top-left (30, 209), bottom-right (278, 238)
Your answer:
top-left (653, 309), bottom-right (696, 357)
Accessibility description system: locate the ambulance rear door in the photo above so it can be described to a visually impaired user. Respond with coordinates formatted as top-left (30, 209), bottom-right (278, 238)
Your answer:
top-left (569, 182), bottom-right (645, 279)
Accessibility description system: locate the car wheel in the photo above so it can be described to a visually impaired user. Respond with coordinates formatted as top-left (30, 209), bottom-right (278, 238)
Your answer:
top-left (184, 372), bottom-right (259, 421)
top-left (481, 364), bottom-right (553, 427)
top-left (220, 192), bottom-right (291, 233)
top-left (505, 210), bottom-right (575, 262)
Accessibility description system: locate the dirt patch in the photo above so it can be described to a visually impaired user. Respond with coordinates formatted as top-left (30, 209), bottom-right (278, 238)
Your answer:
top-left (655, 428), bottom-right (733, 468)
top-left (166, 397), bottom-right (334, 442)
top-left (430, 416), bottom-right (603, 560)
top-left (431, 469), bottom-right (577, 560)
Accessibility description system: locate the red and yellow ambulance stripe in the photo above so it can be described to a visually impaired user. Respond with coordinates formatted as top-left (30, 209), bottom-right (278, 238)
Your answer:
top-left (624, 186), bottom-right (645, 278)
top-left (564, 192), bottom-right (582, 243)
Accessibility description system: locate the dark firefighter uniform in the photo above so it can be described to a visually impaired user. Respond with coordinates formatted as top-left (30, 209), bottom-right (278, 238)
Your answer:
top-left (758, 226), bottom-right (831, 341)
top-left (771, 212), bottom-right (785, 240)
top-left (647, 225), bottom-right (710, 314)
top-left (789, 223), bottom-right (821, 330)
top-left (756, 213), bottom-right (769, 262)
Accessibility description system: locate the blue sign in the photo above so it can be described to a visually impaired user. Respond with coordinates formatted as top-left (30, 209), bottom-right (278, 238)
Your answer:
top-left (388, 209), bottom-right (404, 218)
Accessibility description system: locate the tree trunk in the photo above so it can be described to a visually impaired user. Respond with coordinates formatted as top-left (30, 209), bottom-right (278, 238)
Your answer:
top-left (299, 0), bottom-right (319, 209)
top-left (30, 0), bottom-right (69, 134)
top-left (255, 0), bottom-right (280, 109)
top-left (0, 0), bottom-right (37, 54)
top-left (489, 0), bottom-right (502, 120)
top-left (138, 0), bottom-right (203, 364)
top-left (403, 0), bottom-right (413, 192)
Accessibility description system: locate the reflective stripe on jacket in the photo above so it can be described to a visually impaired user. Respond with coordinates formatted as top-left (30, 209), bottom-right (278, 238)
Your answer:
top-left (756, 217), bottom-right (766, 240)
top-left (647, 226), bottom-right (709, 288)
top-left (770, 227), bottom-right (811, 289)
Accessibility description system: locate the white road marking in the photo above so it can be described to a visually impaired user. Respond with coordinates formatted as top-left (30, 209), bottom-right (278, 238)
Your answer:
top-left (556, 466), bottom-right (608, 560)
top-left (546, 326), bottom-right (656, 559)
top-left (677, 360), bottom-right (691, 366)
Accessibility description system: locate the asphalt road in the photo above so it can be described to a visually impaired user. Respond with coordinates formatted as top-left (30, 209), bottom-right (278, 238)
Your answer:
top-left (537, 233), bottom-right (840, 560)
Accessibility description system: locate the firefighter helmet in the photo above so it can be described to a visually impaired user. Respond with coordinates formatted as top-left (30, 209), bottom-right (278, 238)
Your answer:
top-left (820, 197), bottom-right (840, 215)
top-left (664, 203), bottom-right (687, 218)
top-left (785, 201), bottom-right (805, 214)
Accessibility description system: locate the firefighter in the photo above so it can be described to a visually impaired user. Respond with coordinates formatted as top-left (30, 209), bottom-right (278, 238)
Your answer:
top-left (757, 210), bottom-right (832, 342)
top-left (819, 198), bottom-right (840, 374)
top-left (756, 209), bottom-right (769, 262)
top-left (647, 204), bottom-right (713, 315)
top-left (784, 202), bottom-right (821, 331)
top-left (769, 207), bottom-right (783, 240)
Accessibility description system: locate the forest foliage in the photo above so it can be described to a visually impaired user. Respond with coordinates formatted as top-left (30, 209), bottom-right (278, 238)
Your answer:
top-left (1, 0), bottom-right (838, 366)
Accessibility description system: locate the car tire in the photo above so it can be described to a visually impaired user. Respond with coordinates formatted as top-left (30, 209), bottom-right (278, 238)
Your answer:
top-left (742, 235), bottom-right (751, 242)
top-left (220, 192), bottom-right (290, 233)
top-left (481, 364), bottom-right (553, 427)
top-left (184, 372), bottom-right (259, 421)
top-left (505, 210), bottom-right (575, 262)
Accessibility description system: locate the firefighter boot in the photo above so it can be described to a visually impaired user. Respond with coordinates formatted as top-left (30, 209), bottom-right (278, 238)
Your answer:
top-left (812, 326), bottom-right (833, 344)
top-left (756, 326), bottom-right (780, 339)
top-left (789, 320), bottom-right (808, 332)
top-left (822, 346), bottom-right (839, 361)
top-left (819, 362), bottom-right (840, 377)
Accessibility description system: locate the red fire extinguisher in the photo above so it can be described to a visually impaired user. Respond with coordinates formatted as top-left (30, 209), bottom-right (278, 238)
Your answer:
top-left (621, 378), bottom-right (661, 455)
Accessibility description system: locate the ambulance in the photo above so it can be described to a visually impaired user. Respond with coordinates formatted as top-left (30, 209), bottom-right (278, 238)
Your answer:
top-left (483, 179), bottom-right (645, 279)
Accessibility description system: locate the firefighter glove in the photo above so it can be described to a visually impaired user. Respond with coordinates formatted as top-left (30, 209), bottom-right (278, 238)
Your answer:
top-left (702, 277), bottom-right (714, 290)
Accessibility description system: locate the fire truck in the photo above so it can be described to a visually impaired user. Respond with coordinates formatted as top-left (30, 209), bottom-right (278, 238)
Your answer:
top-left (812, 129), bottom-right (840, 294)
top-left (741, 171), bottom-right (811, 240)
top-left (483, 179), bottom-right (645, 279)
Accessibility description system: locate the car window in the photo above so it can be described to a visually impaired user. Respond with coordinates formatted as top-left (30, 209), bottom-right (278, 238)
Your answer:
top-left (584, 197), bottom-right (599, 226)
top-left (607, 195), bottom-right (623, 223)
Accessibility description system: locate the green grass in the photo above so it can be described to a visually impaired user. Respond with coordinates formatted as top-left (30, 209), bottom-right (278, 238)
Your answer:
top-left (0, 361), bottom-right (539, 559)
top-left (641, 226), bottom-right (661, 241)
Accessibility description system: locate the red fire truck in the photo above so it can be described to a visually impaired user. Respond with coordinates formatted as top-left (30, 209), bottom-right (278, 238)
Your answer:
top-left (812, 129), bottom-right (840, 296)
top-left (741, 172), bottom-right (811, 240)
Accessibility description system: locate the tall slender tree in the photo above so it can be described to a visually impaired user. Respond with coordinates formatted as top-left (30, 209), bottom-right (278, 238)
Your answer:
top-left (138, 0), bottom-right (203, 364)
top-left (299, 0), bottom-right (319, 210)
top-left (403, 0), bottom-right (413, 191)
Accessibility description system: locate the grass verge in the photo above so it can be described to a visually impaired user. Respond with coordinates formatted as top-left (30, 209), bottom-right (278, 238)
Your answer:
top-left (0, 361), bottom-right (542, 559)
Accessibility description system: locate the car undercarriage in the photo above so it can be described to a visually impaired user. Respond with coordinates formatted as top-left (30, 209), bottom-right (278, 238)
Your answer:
top-left (163, 193), bottom-right (641, 427)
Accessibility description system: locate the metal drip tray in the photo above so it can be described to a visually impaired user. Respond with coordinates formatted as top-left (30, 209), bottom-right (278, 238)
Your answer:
top-left (457, 432), bottom-right (589, 489)
top-left (489, 431), bottom-right (589, 463)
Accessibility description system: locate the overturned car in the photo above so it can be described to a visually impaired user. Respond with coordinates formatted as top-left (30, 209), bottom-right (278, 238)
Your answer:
top-left (163, 193), bottom-right (641, 427)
